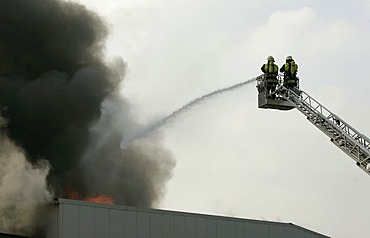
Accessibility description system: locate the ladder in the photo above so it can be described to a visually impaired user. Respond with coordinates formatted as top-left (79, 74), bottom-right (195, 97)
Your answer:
top-left (277, 86), bottom-right (370, 176)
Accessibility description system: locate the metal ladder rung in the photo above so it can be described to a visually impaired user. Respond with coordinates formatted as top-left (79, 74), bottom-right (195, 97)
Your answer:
top-left (280, 86), bottom-right (370, 177)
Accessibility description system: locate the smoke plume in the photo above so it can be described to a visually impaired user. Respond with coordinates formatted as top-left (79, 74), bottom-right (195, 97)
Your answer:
top-left (0, 0), bottom-right (175, 234)
top-left (0, 117), bottom-right (52, 235)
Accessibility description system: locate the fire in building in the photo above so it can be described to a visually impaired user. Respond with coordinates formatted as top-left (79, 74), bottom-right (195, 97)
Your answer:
top-left (0, 198), bottom-right (330, 238)
top-left (2, 0), bottom-right (368, 238)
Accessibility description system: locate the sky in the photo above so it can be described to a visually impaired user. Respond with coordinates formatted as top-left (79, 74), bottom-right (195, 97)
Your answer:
top-left (74, 0), bottom-right (370, 237)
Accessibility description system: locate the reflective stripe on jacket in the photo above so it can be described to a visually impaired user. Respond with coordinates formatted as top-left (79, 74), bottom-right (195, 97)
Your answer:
top-left (284, 78), bottom-right (297, 84)
top-left (266, 78), bottom-right (278, 84)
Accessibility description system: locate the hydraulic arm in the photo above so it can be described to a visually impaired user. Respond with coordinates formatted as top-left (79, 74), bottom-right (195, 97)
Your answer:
top-left (256, 74), bottom-right (370, 176)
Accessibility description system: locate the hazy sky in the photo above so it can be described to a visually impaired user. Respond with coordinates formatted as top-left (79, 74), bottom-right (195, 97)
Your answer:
top-left (75, 1), bottom-right (370, 237)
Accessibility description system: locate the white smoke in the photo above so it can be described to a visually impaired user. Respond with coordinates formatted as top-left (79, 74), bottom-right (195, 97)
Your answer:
top-left (0, 117), bottom-right (53, 235)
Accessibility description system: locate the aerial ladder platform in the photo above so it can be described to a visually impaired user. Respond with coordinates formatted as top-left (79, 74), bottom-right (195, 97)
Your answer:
top-left (256, 74), bottom-right (370, 176)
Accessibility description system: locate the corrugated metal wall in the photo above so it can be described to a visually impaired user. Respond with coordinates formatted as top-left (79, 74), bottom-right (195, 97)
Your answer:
top-left (46, 199), bottom-right (329, 238)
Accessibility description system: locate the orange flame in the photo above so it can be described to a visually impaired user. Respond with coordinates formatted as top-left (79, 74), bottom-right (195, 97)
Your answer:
top-left (66, 190), bottom-right (80, 200)
top-left (85, 195), bottom-right (114, 205)
top-left (65, 189), bottom-right (115, 205)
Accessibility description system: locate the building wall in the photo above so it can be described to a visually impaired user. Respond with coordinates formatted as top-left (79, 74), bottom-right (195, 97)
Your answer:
top-left (46, 199), bottom-right (329, 238)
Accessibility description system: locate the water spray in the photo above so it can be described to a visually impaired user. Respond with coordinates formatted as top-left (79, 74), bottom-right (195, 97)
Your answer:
top-left (121, 77), bottom-right (257, 148)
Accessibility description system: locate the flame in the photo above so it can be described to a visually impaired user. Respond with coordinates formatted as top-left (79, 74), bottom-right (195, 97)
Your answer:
top-left (66, 190), bottom-right (80, 200)
top-left (85, 195), bottom-right (114, 205)
top-left (65, 189), bottom-right (115, 205)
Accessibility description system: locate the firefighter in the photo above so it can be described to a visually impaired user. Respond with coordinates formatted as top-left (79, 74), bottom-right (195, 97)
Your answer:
top-left (280, 55), bottom-right (299, 89)
top-left (261, 55), bottom-right (279, 99)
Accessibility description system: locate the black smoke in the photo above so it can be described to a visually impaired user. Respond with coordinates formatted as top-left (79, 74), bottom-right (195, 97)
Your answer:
top-left (0, 0), bottom-right (175, 223)
top-left (0, 0), bottom-right (114, 175)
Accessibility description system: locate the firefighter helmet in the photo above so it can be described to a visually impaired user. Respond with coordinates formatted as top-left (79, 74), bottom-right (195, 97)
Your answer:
top-left (267, 55), bottom-right (275, 62)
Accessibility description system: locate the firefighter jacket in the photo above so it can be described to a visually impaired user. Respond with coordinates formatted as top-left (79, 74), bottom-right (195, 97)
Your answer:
top-left (280, 61), bottom-right (298, 76)
top-left (261, 62), bottom-right (278, 84)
